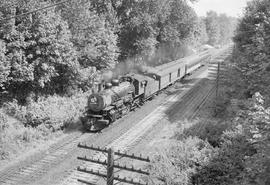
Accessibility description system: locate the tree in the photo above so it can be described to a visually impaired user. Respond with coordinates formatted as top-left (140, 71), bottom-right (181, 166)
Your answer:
top-left (0, 40), bottom-right (9, 90)
top-left (205, 11), bottom-right (220, 46)
top-left (116, 0), bottom-right (158, 61)
top-left (225, 93), bottom-right (270, 185)
top-left (192, 18), bottom-right (209, 47)
top-left (115, 0), bottom-right (199, 65)
top-left (218, 14), bottom-right (237, 45)
top-left (154, 0), bottom-right (198, 61)
top-left (233, 0), bottom-right (270, 101)
top-left (60, 0), bottom-right (119, 70)
top-left (0, 0), bottom-right (78, 101)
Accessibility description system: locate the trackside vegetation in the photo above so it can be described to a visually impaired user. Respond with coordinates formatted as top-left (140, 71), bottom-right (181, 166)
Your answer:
top-left (0, 0), bottom-right (237, 103)
top-left (150, 0), bottom-right (270, 184)
top-left (0, 0), bottom-right (237, 167)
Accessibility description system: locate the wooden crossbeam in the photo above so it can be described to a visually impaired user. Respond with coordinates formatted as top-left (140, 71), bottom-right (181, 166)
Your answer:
top-left (77, 167), bottom-right (148, 185)
top-left (78, 156), bottom-right (150, 175)
top-left (78, 143), bottom-right (150, 162)
top-left (114, 151), bottom-right (150, 162)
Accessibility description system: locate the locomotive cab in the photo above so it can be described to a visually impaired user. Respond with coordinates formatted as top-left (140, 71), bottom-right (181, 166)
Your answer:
top-left (127, 74), bottom-right (148, 96)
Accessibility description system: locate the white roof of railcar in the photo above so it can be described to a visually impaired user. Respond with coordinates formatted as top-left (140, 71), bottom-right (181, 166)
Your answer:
top-left (153, 51), bottom-right (210, 76)
top-left (154, 50), bottom-right (210, 71)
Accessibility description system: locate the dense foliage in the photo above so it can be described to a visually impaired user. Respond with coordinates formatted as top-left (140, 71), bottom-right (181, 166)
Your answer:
top-left (0, 0), bottom-right (79, 102)
top-left (59, 0), bottom-right (119, 70)
top-left (150, 136), bottom-right (216, 185)
top-left (195, 93), bottom-right (270, 185)
top-left (0, 0), bottom-right (237, 103)
top-left (0, 0), bottom-right (238, 165)
top-left (233, 0), bottom-right (270, 101)
top-left (150, 93), bottom-right (270, 185)
top-left (204, 11), bottom-right (237, 46)
top-left (0, 90), bottom-right (90, 160)
top-left (3, 91), bottom-right (89, 130)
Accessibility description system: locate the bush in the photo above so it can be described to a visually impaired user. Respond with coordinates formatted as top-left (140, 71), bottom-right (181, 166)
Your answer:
top-left (233, 0), bottom-right (270, 101)
top-left (2, 100), bottom-right (27, 121)
top-left (0, 112), bottom-right (27, 159)
top-left (193, 126), bottom-right (256, 185)
top-left (0, 111), bottom-right (59, 160)
top-left (1, 91), bottom-right (90, 160)
top-left (3, 91), bottom-right (90, 131)
top-left (0, 110), bottom-right (8, 132)
top-left (180, 119), bottom-right (231, 147)
top-left (150, 137), bottom-right (216, 185)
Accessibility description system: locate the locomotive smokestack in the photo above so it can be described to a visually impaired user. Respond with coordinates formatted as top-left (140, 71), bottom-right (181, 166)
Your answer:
top-left (105, 82), bottom-right (112, 89)
top-left (111, 79), bottom-right (119, 86)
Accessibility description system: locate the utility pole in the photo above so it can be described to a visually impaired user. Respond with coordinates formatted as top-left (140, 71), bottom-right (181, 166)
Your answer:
top-left (77, 144), bottom-right (150, 185)
top-left (215, 62), bottom-right (220, 115)
top-left (216, 62), bottom-right (220, 99)
top-left (107, 148), bottom-right (114, 185)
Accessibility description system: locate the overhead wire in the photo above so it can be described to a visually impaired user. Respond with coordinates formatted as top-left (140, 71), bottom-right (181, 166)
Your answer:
top-left (0, 0), bottom-right (71, 22)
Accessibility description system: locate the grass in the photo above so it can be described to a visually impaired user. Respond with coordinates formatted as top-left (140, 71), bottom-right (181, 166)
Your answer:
top-left (0, 91), bottom-right (90, 162)
top-left (0, 110), bottom-right (55, 161)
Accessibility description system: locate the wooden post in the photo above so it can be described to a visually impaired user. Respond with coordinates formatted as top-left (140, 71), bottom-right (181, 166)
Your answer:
top-left (107, 148), bottom-right (114, 185)
top-left (215, 62), bottom-right (220, 114)
top-left (77, 144), bottom-right (150, 184)
top-left (216, 62), bottom-right (220, 98)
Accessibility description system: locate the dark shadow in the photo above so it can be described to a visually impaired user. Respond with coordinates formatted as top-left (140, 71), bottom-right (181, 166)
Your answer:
top-left (62, 120), bottom-right (86, 134)
top-left (170, 116), bottom-right (258, 185)
top-left (164, 78), bottom-right (212, 123)
top-left (163, 78), bottom-right (199, 96)
top-left (174, 119), bottom-right (230, 147)
top-left (190, 133), bottom-right (257, 185)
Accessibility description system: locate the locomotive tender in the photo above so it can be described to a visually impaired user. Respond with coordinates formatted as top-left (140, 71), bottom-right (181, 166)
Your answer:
top-left (81, 50), bottom-right (211, 131)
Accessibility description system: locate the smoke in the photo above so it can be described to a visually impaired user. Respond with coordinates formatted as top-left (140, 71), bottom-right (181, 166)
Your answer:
top-left (101, 57), bottom-right (151, 82)
top-left (145, 43), bottom-right (195, 67)
top-left (101, 70), bottom-right (114, 82)
top-left (100, 43), bottom-right (194, 82)
top-left (136, 65), bottom-right (159, 74)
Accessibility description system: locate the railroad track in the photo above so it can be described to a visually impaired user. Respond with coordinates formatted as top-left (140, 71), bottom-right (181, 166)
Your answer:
top-left (0, 76), bottom-right (209, 185)
top-left (190, 84), bottom-right (216, 120)
top-left (69, 50), bottom-right (231, 185)
top-left (0, 131), bottom-right (92, 185)
top-left (0, 48), bottom-right (232, 185)
top-left (59, 77), bottom-right (216, 185)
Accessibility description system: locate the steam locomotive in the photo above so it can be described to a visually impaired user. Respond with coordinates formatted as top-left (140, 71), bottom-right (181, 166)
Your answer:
top-left (81, 50), bottom-right (211, 131)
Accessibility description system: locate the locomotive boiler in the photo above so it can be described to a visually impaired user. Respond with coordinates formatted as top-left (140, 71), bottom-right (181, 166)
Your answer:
top-left (81, 78), bottom-right (136, 131)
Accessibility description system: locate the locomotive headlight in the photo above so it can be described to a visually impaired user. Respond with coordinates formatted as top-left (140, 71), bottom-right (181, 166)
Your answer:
top-left (89, 96), bottom-right (98, 104)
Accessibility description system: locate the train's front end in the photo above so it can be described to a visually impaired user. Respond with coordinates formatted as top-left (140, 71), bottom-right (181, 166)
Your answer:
top-left (88, 93), bottom-right (111, 112)
top-left (81, 77), bottom-right (135, 131)
top-left (81, 92), bottom-right (112, 131)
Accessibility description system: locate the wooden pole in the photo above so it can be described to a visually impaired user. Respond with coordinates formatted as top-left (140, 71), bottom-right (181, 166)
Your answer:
top-left (216, 62), bottom-right (220, 98)
top-left (107, 148), bottom-right (114, 185)
top-left (215, 62), bottom-right (220, 114)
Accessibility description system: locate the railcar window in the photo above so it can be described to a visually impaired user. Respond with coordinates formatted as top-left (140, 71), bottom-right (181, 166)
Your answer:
top-left (177, 69), bottom-right (180, 77)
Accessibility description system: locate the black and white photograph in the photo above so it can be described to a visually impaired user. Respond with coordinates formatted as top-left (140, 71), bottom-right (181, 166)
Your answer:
top-left (0, 0), bottom-right (269, 184)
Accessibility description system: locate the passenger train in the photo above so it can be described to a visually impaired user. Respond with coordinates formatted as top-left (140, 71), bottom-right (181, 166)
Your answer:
top-left (80, 50), bottom-right (212, 131)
